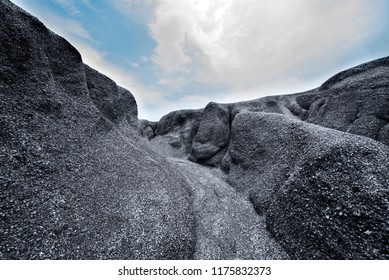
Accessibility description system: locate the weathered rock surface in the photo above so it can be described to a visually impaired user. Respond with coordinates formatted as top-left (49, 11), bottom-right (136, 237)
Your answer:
top-left (224, 112), bottom-right (389, 259)
top-left (0, 0), bottom-right (195, 259)
top-left (2, 0), bottom-right (389, 261)
top-left (298, 57), bottom-right (389, 145)
top-left (188, 102), bottom-right (231, 166)
top-left (149, 109), bottom-right (203, 158)
top-left (152, 57), bottom-right (389, 166)
top-left (85, 66), bottom-right (138, 129)
top-left (169, 158), bottom-right (288, 259)
top-left (138, 119), bottom-right (157, 140)
top-left (148, 72), bottom-right (389, 259)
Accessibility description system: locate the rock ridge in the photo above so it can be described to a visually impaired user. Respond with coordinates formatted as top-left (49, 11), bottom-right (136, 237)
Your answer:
top-left (148, 56), bottom-right (389, 166)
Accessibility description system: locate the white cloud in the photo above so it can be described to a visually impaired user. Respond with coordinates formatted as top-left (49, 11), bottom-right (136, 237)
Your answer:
top-left (12, 1), bottom-right (92, 42)
top-left (54, 18), bottom-right (93, 41)
top-left (157, 76), bottom-right (190, 91)
top-left (148, 0), bottom-right (381, 91)
top-left (140, 55), bottom-right (150, 62)
top-left (71, 41), bottom-right (210, 121)
top-left (52, 0), bottom-right (82, 16)
top-left (71, 41), bottom-right (175, 120)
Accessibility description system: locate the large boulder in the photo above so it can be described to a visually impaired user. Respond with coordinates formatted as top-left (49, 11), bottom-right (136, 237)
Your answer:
top-left (0, 0), bottom-right (195, 259)
top-left (221, 113), bottom-right (302, 214)
top-left (223, 112), bottom-right (389, 259)
top-left (297, 56), bottom-right (389, 145)
top-left (85, 66), bottom-right (138, 129)
top-left (188, 102), bottom-right (231, 166)
top-left (150, 109), bottom-right (203, 157)
top-left (138, 119), bottom-right (157, 140)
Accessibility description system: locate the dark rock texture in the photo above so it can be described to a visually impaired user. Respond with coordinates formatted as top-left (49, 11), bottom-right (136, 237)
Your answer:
top-left (149, 109), bottom-right (203, 158)
top-left (2, 0), bottom-right (389, 261)
top-left (152, 57), bottom-right (389, 166)
top-left (0, 0), bottom-right (195, 259)
top-left (147, 54), bottom-right (389, 259)
top-left (188, 102), bottom-right (231, 166)
top-left (138, 119), bottom-right (157, 140)
top-left (298, 57), bottom-right (389, 145)
top-left (224, 112), bottom-right (389, 259)
top-left (85, 66), bottom-right (138, 129)
top-left (169, 158), bottom-right (288, 259)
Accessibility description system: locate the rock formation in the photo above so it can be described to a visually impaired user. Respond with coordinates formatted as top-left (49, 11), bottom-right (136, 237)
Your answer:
top-left (0, 0), bottom-right (195, 259)
top-left (226, 113), bottom-right (389, 259)
top-left (146, 57), bottom-right (389, 259)
top-left (1, 0), bottom-right (388, 260)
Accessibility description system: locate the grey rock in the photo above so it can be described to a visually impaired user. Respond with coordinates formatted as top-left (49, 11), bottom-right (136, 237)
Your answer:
top-left (299, 56), bottom-right (389, 145)
top-left (2, 0), bottom-right (389, 261)
top-left (151, 109), bottom-right (203, 158)
top-left (86, 65), bottom-right (138, 128)
top-left (188, 102), bottom-right (231, 166)
top-left (222, 113), bottom-right (301, 214)
top-left (224, 112), bottom-right (389, 259)
top-left (170, 158), bottom-right (288, 259)
top-left (0, 0), bottom-right (195, 259)
top-left (139, 119), bottom-right (157, 140)
top-left (155, 109), bottom-right (203, 136)
top-left (151, 57), bottom-right (388, 166)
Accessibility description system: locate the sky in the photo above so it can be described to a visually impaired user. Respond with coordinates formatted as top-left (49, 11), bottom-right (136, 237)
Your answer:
top-left (10, 0), bottom-right (389, 121)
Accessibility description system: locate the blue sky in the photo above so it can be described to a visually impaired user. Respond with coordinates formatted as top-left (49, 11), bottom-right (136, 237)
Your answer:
top-left (11, 0), bottom-right (389, 121)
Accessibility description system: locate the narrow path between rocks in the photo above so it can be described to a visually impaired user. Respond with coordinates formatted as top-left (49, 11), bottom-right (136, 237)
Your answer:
top-left (168, 157), bottom-right (288, 259)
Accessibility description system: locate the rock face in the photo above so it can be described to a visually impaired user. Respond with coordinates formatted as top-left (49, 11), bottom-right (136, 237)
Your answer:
top-left (85, 66), bottom-right (138, 129)
top-left (2, 0), bottom-right (389, 260)
top-left (169, 158), bottom-right (288, 259)
top-left (149, 56), bottom-right (389, 259)
top-left (298, 57), bottom-right (389, 145)
top-left (0, 0), bottom-right (195, 259)
top-left (138, 119), bottom-right (157, 140)
top-left (224, 112), bottom-right (389, 259)
top-left (148, 109), bottom-right (203, 158)
top-left (153, 57), bottom-right (389, 166)
top-left (188, 102), bottom-right (231, 166)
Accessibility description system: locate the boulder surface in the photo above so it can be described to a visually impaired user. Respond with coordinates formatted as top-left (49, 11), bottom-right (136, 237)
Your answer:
top-left (0, 0), bottom-right (195, 259)
top-left (224, 112), bottom-right (389, 259)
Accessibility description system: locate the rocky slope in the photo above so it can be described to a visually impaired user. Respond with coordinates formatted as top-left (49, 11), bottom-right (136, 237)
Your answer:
top-left (145, 58), bottom-right (389, 259)
top-left (0, 0), bottom-right (195, 259)
top-left (226, 113), bottom-right (389, 259)
top-left (1, 0), bottom-right (388, 259)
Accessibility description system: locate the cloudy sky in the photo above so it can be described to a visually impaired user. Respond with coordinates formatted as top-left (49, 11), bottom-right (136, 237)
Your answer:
top-left (11, 0), bottom-right (389, 120)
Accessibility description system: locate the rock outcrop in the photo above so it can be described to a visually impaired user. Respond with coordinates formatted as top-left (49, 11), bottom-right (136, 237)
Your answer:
top-left (298, 57), bottom-right (389, 145)
top-left (0, 0), bottom-right (195, 259)
top-left (2, 0), bottom-right (389, 260)
top-left (188, 102), bottom-right (231, 166)
top-left (169, 158), bottom-right (288, 259)
top-left (152, 57), bottom-right (389, 166)
top-left (148, 109), bottom-right (203, 158)
top-left (224, 112), bottom-right (389, 259)
top-left (148, 56), bottom-right (389, 259)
